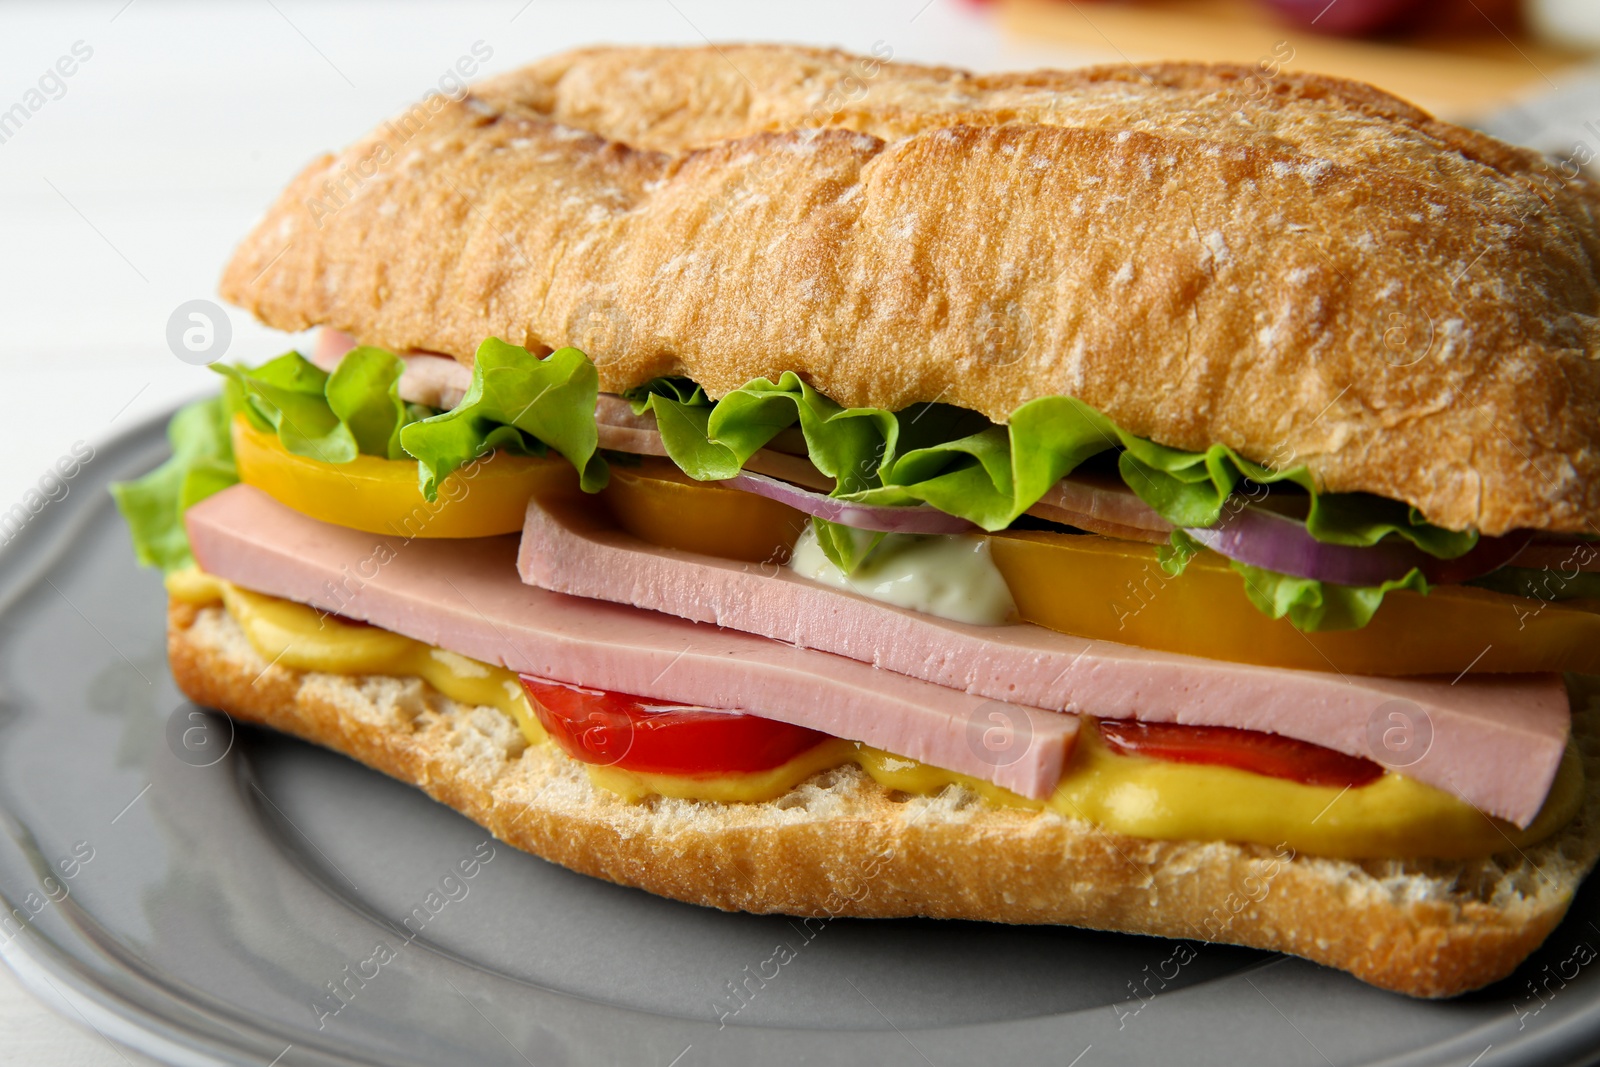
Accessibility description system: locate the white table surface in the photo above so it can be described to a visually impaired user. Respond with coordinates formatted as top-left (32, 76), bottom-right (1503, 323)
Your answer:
top-left (0, 2), bottom-right (1089, 1062)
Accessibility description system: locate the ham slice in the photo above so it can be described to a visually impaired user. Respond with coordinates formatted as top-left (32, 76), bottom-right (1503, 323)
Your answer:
top-left (310, 329), bottom-right (473, 412)
top-left (185, 486), bottom-right (1079, 799)
top-left (593, 394), bottom-right (670, 456)
top-left (1030, 474), bottom-right (1173, 543)
top-left (518, 492), bottom-right (1572, 827)
top-left (310, 327), bottom-right (358, 367)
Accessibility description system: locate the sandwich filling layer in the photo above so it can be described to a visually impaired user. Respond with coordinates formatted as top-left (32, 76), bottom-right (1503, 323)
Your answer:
top-left (116, 337), bottom-right (1600, 868)
top-left (165, 567), bottom-right (1583, 861)
top-left (518, 484), bottom-right (1571, 825)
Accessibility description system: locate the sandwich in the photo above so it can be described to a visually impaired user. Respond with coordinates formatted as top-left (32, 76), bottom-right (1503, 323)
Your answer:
top-left (113, 44), bottom-right (1600, 999)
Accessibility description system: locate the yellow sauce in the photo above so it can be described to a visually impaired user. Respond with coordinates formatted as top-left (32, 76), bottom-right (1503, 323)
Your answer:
top-left (168, 569), bottom-right (545, 744)
top-left (587, 740), bottom-right (861, 803)
top-left (168, 570), bottom-right (1583, 860)
top-left (857, 731), bottom-right (1583, 861)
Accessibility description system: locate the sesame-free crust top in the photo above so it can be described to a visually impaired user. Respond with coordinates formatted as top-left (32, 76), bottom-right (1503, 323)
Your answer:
top-left (221, 45), bottom-right (1600, 535)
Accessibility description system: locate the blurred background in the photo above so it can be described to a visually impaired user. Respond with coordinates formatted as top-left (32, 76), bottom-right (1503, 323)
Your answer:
top-left (997, 0), bottom-right (1597, 118)
top-left (0, 0), bottom-right (1597, 1062)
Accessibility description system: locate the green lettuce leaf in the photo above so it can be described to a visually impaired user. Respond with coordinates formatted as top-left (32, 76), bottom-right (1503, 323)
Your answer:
top-left (1231, 564), bottom-right (1430, 632)
top-left (116, 347), bottom-right (420, 573)
top-left (811, 520), bottom-right (887, 574)
top-left (1468, 566), bottom-right (1600, 602)
top-left (629, 378), bottom-right (1471, 554)
top-left (116, 340), bottom-right (613, 571)
top-left (399, 339), bottom-right (607, 502)
top-left (625, 376), bottom-right (707, 413)
top-left (634, 372), bottom-right (893, 491)
top-left (630, 372), bottom-right (905, 569)
top-left (625, 373), bottom-right (1474, 628)
top-left (1158, 530), bottom-right (1204, 577)
top-left (213, 351), bottom-right (354, 463)
top-left (326, 346), bottom-right (412, 459)
top-left (212, 348), bottom-right (426, 464)
top-left (109, 396), bottom-right (239, 573)
top-left (855, 397), bottom-right (1476, 559)
top-left (1115, 438), bottom-right (1475, 558)
top-left (1156, 529), bottom-right (1430, 631)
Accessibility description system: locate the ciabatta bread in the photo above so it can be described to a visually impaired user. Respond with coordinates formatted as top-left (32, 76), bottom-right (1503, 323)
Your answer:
top-left (168, 598), bottom-right (1600, 998)
top-left (219, 45), bottom-right (1600, 536)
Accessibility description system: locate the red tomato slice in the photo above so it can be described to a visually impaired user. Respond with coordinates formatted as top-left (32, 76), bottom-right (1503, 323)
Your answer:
top-left (524, 674), bottom-right (1384, 788)
top-left (519, 675), bottom-right (831, 776)
top-left (1097, 720), bottom-right (1384, 789)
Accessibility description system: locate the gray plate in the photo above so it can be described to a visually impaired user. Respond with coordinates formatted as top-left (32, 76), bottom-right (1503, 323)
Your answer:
top-left (2, 410), bottom-right (1600, 1067)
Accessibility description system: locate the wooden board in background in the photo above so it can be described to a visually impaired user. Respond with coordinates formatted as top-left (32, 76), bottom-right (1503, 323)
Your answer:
top-left (998, 0), bottom-right (1587, 118)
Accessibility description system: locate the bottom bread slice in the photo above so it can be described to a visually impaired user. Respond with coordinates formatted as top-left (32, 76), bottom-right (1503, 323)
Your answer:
top-left (167, 599), bottom-right (1600, 998)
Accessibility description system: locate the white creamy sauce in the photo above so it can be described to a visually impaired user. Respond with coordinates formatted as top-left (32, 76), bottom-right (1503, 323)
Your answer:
top-left (788, 527), bottom-right (1017, 626)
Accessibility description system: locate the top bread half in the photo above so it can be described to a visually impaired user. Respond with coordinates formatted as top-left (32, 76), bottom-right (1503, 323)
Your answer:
top-left (219, 45), bottom-right (1600, 536)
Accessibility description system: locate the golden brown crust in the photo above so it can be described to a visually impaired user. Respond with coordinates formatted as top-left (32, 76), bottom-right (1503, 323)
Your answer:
top-left (219, 45), bottom-right (1600, 535)
top-left (169, 599), bottom-right (1600, 998)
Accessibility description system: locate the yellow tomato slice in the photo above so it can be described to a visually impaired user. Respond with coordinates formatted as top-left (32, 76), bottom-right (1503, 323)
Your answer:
top-left (576, 457), bottom-right (1598, 675)
top-left (989, 530), bottom-right (1600, 675)
top-left (601, 458), bottom-right (807, 563)
top-left (232, 415), bottom-right (578, 538)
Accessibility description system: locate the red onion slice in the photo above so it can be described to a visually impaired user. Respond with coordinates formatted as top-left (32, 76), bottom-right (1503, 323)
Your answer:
top-left (1185, 505), bottom-right (1524, 587)
top-left (1183, 507), bottom-right (1427, 585)
top-left (726, 471), bottom-right (975, 535)
top-left (310, 327), bottom-right (472, 410)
